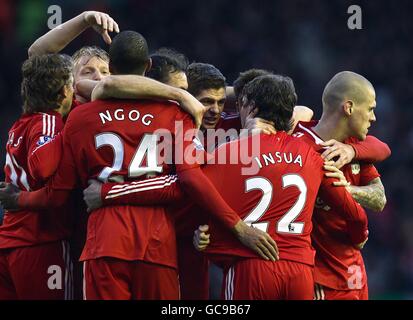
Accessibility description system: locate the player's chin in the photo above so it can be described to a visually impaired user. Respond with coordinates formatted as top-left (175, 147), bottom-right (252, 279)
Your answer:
top-left (358, 132), bottom-right (368, 141)
top-left (202, 122), bottom-right (218, 130)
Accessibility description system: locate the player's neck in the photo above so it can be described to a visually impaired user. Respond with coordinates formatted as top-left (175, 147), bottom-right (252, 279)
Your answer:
top-left (312, 115), bottom-right (348, 142)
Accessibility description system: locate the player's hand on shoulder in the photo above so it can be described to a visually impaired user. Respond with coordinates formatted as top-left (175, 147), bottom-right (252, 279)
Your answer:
top-left (178, 90), bottom-right (206, 129)
top-left (83, 179), bottom-right (103, 212)
top-left (193, 225), bottom-right (210, 251)
top-left (0, 182), bottom-right (21, 211)
top-left (245, 115), bottom-right (276, 135)
top-left (323, 161), bottom-right (351, 189)
top-left (233, 220), bottom-right (279, 261)
top-left (83, 11), bottom-right (120, 44)
top-left (320, 139), bottom-right (355, 169)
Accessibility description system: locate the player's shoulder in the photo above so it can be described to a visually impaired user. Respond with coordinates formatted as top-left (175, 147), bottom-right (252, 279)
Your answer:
top-left (283, 131), bottom-right (313, 149)
top-left (293, 120), bottom-right (319, 136)
top-left (64, 99), bottom-right (115, 126)
top-left (20, 111), bottom-right (62, 132)
top-left (282, 132), bottom-right (324, 163)
top-left (344, 136), bottom-right (359, 144)
top-left (218, 112), bottom-right (241, 131)
top-left (220, 111), bottom-right (240, 120)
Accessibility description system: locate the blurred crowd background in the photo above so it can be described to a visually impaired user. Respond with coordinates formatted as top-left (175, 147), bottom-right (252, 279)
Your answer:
top-left (0, 0), bottom-right (412, 299)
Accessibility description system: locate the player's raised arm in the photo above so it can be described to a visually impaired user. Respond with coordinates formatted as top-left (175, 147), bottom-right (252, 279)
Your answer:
top-left (91, 75), bottom-right (206, 128)
top-left (288, 105), bottom-right (314, 134)
top-left (28, 11), bottom-right (119, 57)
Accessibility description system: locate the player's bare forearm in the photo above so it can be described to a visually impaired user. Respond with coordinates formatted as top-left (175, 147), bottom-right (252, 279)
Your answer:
top-left (28, 13), bottom-right (90, 56)
top-left (92, 75), bottom-right (183, 101)
top-left (91, 75), bottom-right (205, 127)
top-left (76, 80), bottom-right (99, 102)
top-left (289, 106), bottom-right (314, 134)
top-left (348, 178), bottom-right (387, 212)
top-left (28, 11), bottom-right (119, 57)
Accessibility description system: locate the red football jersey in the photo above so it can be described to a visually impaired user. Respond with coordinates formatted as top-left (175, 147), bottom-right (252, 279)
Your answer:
top-left (201, 112), bottom-right (242, 153)
top-left (0, 111), bottom-right (72, 249)
top-left (174, 112), bottom-right (242, 235)
top-left (39, 99), bottom-right (198, 268)
top-left (216, 112), bottom-right (242, 132)
top-left (294, 121), bottom-right (378, 290)
top-left (200, 132), bottom-right (367, 268)
top-left (99, 130), bottom-right (368, 267)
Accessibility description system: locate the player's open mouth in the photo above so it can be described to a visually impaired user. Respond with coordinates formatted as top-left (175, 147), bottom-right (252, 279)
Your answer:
top-left (204, 118), bottom-right (218, 124)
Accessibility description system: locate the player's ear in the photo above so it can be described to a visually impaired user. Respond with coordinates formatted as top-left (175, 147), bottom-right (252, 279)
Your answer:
top-left (248, 100), bottom-right (257, 115)
top-left (343, 100), bottom-right (354, 116)
top-left (61, 82), bottom-right (72, 98)
top-left (144, 58), bottom-right (152, 75)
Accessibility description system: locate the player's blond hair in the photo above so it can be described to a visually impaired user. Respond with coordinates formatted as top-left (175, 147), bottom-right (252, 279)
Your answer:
top-left (72, 46), bottom-right (109, 68)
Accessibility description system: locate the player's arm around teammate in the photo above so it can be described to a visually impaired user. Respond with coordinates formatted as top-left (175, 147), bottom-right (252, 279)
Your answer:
top-left (323, 163), bottom-right (386, 212)
top-left (91, 75), bottom-right (206, 128)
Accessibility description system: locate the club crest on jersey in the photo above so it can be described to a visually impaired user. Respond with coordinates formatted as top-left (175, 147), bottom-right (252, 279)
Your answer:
top-left (351, 163), bottom-right (360, 175)
top-left (315, 197), bottom-right (331, 211)
top-left (37, 135), bottom-right (53, 146)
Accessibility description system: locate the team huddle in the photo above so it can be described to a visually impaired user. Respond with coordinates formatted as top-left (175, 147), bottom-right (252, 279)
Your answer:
top-left (0, 11), bottom-right (390, 300)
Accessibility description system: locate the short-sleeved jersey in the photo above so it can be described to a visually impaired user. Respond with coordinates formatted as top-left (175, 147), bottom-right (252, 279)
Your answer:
top-left (294, 121), bottom-right (378, 290)
top-left (50, 99), bottom-right (197, 268)
top-left (201, 132), bottom-right (366, 268)
top-left (0, 111), bottom-right (72, 249)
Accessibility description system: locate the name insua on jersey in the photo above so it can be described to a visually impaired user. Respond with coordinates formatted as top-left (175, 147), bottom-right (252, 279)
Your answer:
top-left (254, 152), bottom-right (303, 169)
top-left (99, 108), bottom-right (155, 126)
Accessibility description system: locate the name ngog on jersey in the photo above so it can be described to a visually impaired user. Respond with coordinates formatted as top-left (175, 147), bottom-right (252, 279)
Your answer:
top-left (99, 109), bottom-right (155, 126)
top-left (254, 152), bottom-right (303, 169)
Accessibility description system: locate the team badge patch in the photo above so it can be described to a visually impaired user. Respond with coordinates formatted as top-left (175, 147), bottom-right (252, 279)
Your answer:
top-left (351, 163), bottom-right (361, 175)
top-left (37, 135), bottom-right (53, 146)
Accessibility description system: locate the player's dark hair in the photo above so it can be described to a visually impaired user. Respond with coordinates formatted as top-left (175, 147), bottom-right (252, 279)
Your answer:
top-left (21, 54), bottom-right (73, 114)
top-left (147, 48), bottom-right (188, 83)
top-left (109, 31), bottom-right (149, 75)
top-left (242, 75), bottom-right (296, 132)
top-left (187, 63), bottom-right (226, 96)
top-left (233, 69), bottom-right (272, 99)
